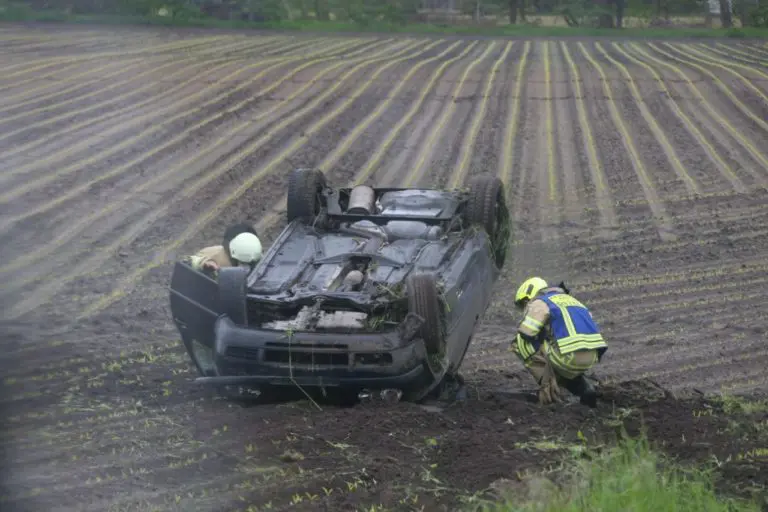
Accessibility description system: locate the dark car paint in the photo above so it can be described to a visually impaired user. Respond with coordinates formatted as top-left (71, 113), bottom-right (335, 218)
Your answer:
top-left (168, 188), bottom-right (503, 399)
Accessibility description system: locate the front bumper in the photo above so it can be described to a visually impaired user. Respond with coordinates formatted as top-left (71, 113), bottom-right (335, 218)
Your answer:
top-left (193, 316), bottom-right (434, 391)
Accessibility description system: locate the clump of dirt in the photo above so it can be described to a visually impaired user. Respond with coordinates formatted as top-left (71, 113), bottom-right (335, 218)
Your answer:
top-left (195, 378), bottom-right (768, 511)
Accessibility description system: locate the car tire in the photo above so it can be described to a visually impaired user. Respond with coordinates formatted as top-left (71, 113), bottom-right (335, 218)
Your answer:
top-left (406, 273), bottom-right (446, 358)
top-left (218, 266), bottom-right (249, 326)
top-left (465, 173), bottom-right (510, 268)
top-left (287, 168), bottom-right (327, 223)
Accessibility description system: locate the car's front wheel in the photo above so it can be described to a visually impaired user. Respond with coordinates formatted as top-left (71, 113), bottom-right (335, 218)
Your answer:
top-left (406, 272), bottom-right (447, 360)
top-left (218, 266), bottom-right (249, 326)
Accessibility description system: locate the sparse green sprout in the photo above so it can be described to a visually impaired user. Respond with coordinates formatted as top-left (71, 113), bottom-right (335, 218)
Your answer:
top-left (486, 435), bottom-right (761, 512)
top-left (279, 449), bottom-right (304, 462)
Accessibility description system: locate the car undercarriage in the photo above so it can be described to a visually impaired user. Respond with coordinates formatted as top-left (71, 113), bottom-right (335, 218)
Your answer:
top-left (169, 169), bottom-right (511, 403)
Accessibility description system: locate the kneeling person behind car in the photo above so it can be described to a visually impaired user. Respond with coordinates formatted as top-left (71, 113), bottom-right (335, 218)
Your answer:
top-left (511, 277), bottom-right (607, 408)
top-left (187, 223), bottom-right (263, 275)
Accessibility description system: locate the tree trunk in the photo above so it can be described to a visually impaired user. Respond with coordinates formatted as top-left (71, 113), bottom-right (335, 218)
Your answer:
top-left (615, 0), bottom-right (624, 27)
top-left (315, 0), bottom-right (329, 20)
top-left (736, 0), bottom-right (750, 26)
top-left (719, 0), bottom-right (733, 26)
top-left (509, 0), bottom-right (518, 23)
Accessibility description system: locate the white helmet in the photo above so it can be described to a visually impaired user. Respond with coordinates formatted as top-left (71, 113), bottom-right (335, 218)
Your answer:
top-left (228, 232), bottom-right (262, 264)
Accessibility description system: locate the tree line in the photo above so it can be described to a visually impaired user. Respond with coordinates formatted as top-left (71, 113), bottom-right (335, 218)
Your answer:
top-left (11, 0), bottom-right (768, 27)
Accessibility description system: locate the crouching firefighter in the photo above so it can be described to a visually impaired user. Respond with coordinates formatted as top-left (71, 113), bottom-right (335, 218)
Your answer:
top-left (186, 222), bottom-right (263, 276)
top-left (511, 277), bottom-right (607, 408)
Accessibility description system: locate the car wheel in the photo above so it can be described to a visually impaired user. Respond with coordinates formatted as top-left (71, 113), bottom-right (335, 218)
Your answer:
top-left (406, 273), bottom-right (446, 359)
top-left (218, 266), bottom-right (249, 326)
top-left (287, 168), bottom-right (327, 223)
top-left (465, 173), bottom-right (510, 268)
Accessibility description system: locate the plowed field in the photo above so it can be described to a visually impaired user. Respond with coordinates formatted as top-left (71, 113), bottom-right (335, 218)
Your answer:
top-left (1, 23), bottom-right (768, 512)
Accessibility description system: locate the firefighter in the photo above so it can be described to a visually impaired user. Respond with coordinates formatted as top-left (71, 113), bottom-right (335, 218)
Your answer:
top-left (511, 277), bottom-right (607, 407)
top-left (187, 222), bottom-right (263, 274)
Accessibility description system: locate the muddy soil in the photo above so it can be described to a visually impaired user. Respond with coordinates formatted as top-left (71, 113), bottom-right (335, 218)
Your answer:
top-left (1, 26), bottom-right (767, 511)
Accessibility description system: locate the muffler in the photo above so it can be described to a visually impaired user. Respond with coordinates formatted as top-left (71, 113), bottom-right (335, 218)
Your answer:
top-left (347, 185), bottom-right (376, 215)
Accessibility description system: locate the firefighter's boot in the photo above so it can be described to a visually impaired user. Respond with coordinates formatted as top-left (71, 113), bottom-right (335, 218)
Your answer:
top-left (561, 375), bottom-right (598, 408)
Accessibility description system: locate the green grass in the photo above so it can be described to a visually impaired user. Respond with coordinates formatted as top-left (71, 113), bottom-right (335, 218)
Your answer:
top-left (1, 4), bottom-right (768, 40)
top-left (476, 435), bottom-right (760, 512)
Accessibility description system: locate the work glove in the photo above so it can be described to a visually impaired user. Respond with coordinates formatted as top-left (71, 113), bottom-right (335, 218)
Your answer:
top-left (537, 360), bottom-right (564, 405)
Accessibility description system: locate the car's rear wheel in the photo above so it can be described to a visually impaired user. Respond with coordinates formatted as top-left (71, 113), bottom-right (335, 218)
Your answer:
top-left (218, 266), bottom-right (249, 326)
top-left (464, 173), bottom-right (510, 269)
top-left (287, 168), bottom-right (327, 223)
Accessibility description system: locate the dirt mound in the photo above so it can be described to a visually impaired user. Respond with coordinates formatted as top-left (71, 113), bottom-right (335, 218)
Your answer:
top-left (179, 378), bottom-right (767, 511)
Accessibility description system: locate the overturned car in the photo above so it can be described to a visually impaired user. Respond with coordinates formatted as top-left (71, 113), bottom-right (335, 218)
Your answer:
top-left (169, 169), bottom-right (511, 402)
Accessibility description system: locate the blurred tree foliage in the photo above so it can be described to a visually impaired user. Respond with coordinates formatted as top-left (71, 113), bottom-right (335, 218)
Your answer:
top-left (6, 0), bottom-right (763, 26)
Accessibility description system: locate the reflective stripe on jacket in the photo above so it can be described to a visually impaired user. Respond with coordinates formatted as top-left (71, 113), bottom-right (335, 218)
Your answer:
top-left (539, 291), bottom-right (607, 358)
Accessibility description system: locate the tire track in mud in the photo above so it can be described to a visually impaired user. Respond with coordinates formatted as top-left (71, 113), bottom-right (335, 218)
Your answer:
top-left (0, 37), bottom-right (327, 165)
top-left (0, 37), bottom-right (364, 201)
top-left (577, 41), bottom-right (677, 242)
top-left (0, 40), bottom-right (457, 322)
top-left (624, 43), bottom-right (768, 188)
top-left (0, 39), bottom-right (413, 290)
